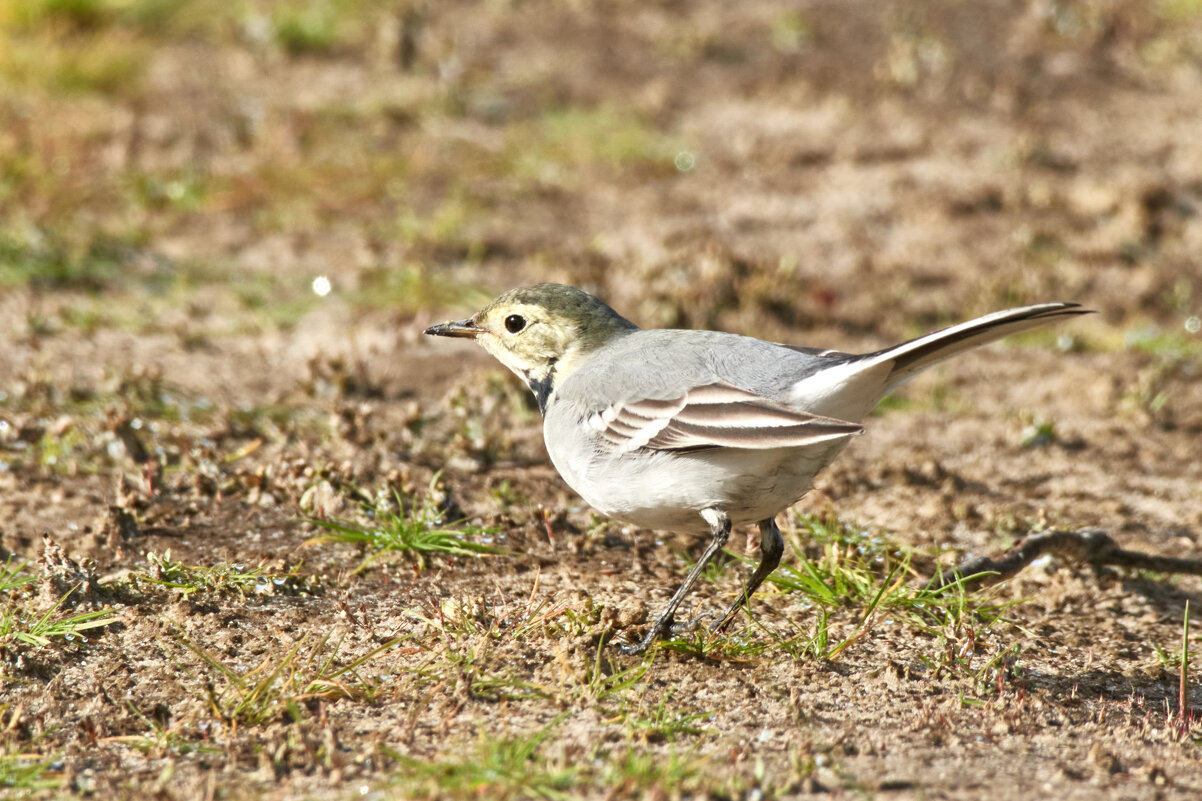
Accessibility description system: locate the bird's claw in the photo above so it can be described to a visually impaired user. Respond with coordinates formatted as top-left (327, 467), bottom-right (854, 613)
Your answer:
top-left (615, 610), bottom-right (722, 655)
top-left (670, 611), bottom-right (716, 636)
top-left (615, 613), bottom-right (676, 655)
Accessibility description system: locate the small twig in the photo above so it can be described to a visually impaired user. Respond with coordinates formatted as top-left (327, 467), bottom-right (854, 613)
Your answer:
top-left (926, 527), bottom-right (1202, 591)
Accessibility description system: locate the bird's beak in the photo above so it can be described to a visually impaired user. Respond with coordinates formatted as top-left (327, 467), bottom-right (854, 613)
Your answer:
top-left (423, 318), bottom-right (481, 338)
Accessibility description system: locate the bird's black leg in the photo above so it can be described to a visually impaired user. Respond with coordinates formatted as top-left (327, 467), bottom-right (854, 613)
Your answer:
top-left (712, 517), bottom-right (784, 633)
top-left (617, 508), bottom-right (730, 656)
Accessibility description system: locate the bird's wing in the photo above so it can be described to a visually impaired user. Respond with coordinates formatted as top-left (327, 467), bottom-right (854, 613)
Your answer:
top-left (585, 382), bottom-right (863, 453)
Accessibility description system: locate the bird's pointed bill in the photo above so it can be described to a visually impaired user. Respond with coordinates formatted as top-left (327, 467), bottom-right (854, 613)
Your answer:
top-left (424, 318), bottom-right (481, 338)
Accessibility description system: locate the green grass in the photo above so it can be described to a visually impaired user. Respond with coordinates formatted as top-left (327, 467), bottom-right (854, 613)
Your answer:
top-left (270, 0), bottom-right (392, 56)
top-left (134, 551), bottom-right (319, 599)
top-left (388, 717), bottom-right (577, 801)
top-left (383, 716), bottom-right (714, 801)
top-left (1125, 325), bottom-right (1202, 360)
top-left (101, 703), bottom-right (221, 757)
top-left (631, 513), bottom-right (1023, 665)
top-left (0, 226), bottom-right (321, 339)
top-left (176, 631), bottom-right (401, 729)
top-left (0, 740), bottom-right (62, 794)
top-left (1151, 639), bottom-right (1186, 670)
top-left (0, 227), bottom-right (314, 339)
top-left (2, 602), bottom-right (118, 647)
top-left (0, 227), bottom-right (347, 338)
top-left (6, 0), bottom-right (217, 32)
top-left (1113, 325), bottom-right (1201, 425)
top-left (0, 0), bottom-right (387, 67)
top-left (385, 640), bottom-right (716, 796)
top-left (0, 230), bottom-right (133, 291)
top-left (0, 558), bottom-right (35, 594)
top-left (407, 643), bottom-right (552, 704)
top-left (597, 748), bottom-right (709, 798)
top-left (0, 574), bottom-right (120, 647)
top-left (133, 169), bottom-right (208, 212)
top-left (306, 480), bottom-right (503, 572)
top-left (738, 513), bottom-right (1025, 664)
top-left (579, 643), bottom-right (650, 703)
top-left (620, 691), bottom-right (710, 743)
top-left (1156, 0), bottom-right (1202, 22)
top-left (0, 28), bottom-right (148, 94)
top-left (1020, 416), bottom-right (1057, 448)
top-left (271, 0), bottom-right (344, 55)
top-left (503, 107), bottom-right (687, 186)
top-left (395, 590), bottom-right (591, 703)
top-left (870, 394), bottom-right (914, 415)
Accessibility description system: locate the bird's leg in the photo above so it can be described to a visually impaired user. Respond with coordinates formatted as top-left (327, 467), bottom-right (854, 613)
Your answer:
top-left (712, 517), bottom-right (783, 633)
top-left (617, 508), bottom-right (730, 656)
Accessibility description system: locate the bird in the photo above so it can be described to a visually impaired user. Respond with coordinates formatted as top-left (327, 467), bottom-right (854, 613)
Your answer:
top-left (425, 283), bottom-right (1091, 655)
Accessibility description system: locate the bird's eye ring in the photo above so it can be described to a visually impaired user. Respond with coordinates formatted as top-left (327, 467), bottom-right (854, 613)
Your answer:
top-left (504, 314), bottom-right (527, 334)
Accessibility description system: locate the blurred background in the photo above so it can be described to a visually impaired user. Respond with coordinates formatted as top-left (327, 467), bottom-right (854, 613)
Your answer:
top-left (2, 0), bottom-right (1200, 401)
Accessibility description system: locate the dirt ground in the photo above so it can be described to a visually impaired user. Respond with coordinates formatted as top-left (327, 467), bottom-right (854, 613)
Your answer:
top-left (2, 1), bottom-right (1202, 798)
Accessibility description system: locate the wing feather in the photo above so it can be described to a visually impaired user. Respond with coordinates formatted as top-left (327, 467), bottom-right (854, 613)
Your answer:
top-left (595, 382), bottom-right (862, 453)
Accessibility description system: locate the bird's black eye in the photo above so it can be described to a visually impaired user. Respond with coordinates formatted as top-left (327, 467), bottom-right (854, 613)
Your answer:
top-left (504, 314), bottom-right (527, 334)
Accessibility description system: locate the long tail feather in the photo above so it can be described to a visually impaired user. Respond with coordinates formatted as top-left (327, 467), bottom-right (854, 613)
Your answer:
top-left (868, 303), bottom-right (1093, 390)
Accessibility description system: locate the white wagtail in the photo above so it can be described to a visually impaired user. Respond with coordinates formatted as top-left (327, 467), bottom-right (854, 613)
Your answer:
top-left (426, 284), bottom-right (1090, 654)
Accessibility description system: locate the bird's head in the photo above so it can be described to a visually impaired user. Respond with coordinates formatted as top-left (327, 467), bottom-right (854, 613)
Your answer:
top-left (424, 283), bottom-right (638, 399)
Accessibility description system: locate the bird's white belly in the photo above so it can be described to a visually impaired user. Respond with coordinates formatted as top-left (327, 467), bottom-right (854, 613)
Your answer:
top-left (546, 434), bottom-right (850, 534)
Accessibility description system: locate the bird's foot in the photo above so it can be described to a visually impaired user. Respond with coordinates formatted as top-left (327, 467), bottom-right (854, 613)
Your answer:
top-left (708, 604), bottom-right (743, 635)
top-left (616, 611), bottom-right (722, 655)
top-left (670, 611), bottom-right (717, 636)
top-left (615, 613), bottom-right (676, 656)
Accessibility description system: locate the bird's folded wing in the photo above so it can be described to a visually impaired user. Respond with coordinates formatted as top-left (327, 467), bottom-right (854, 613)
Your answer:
top-left (586, 382), bottom-right (863, 453)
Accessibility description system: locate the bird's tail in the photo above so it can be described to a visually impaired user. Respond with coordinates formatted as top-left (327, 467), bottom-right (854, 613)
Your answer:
top-left (866, 302), bottom-right (1092, 391)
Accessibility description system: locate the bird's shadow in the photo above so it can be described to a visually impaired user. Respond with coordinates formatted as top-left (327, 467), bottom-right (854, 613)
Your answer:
top-left (1110, 568), bottom-right (1202, 617)
top-left (1001, 568), bottom-right (1200, 709)
top-left (1021, 666), bottom-right (1191, 712)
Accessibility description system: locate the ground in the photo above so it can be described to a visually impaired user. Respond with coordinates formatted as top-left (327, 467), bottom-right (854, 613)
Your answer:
top-left (2, 1), bottom-right (1202, 799)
